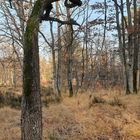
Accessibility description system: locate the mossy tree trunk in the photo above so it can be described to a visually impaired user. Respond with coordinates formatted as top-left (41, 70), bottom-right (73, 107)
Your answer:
top-left (21, 0), bottom-right (42, 140)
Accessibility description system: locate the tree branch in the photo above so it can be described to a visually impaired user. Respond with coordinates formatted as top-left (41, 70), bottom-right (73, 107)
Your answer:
top-left (41, 16), bottom-right (80, 26)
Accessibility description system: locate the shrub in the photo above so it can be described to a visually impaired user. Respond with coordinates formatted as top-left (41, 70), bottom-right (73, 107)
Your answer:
top-left (0, 92), bottom-right (5, 107)
top-left (109, 96), bottom-right (125, 108)
top-left (89, 95), bottom-right (105, 108)
top-left (0, 90), bottom-right (21, 109)
top-left (9, 95), bottom-right (21, 109)
top-left (89, 95), bottom-right (125, 109)
top-left (41, 86), bottom-right (61, 107)
top-left (45, 86), bottom-right (54, 96)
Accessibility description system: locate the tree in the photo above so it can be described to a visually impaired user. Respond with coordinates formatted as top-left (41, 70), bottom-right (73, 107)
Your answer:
top-left (113, 0), bottom-right (140, 94)
top-left (21, 0), bottom-right (82, 139)
top-left (113, 0), bottom-right (132, 94)
top-left (56, 1), bottom-right (62, 97)
top-left (133, 0), bottom-right (140, 93)
top-left (21, 1), bottom-right (42, 139)
top-left (66, 8), bottom-right (74, 97)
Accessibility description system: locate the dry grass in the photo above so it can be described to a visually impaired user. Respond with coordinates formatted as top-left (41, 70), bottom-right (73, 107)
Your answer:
top-left (1, 90), bottom-right (140, 139)
top-left (0, 107), bottom-right (20, 140)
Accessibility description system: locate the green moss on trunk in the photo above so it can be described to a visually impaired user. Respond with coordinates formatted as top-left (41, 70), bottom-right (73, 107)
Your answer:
top-left (23, 0), bottom-right (41, 97)
top-left (21, 0), bottom-right (42, 139)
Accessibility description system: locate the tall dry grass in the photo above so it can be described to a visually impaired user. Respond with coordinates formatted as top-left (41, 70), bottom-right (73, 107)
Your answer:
top-left (0, 90), bottom-right (140, 139)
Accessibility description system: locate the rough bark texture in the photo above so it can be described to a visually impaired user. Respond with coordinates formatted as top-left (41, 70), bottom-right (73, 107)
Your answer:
top-left (126, 0), bottom-right (133, 94)
top-left (133, 0), bottom-right (139, 94)
top-left (56, 1), bottom-right (62, 97)
top-left (66, 8), bottom-right (74, 97)
top-left (21, 0), bottom-right (42, 139)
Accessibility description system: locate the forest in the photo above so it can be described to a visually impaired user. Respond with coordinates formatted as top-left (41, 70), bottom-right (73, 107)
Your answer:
top-left (0, 0), bottom-right (140, 139)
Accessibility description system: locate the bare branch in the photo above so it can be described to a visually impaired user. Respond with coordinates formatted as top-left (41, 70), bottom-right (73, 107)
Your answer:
top-left (41, 16), bottom-right (80, 26)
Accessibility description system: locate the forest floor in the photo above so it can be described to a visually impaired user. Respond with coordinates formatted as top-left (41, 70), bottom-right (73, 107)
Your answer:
top-left (0, 90), bottom-right (140, 140)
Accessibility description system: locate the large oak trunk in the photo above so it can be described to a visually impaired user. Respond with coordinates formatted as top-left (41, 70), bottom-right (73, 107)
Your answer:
top-left (21, 0), bottom-right (42, 139)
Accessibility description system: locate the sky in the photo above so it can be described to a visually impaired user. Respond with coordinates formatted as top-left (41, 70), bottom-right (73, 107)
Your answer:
top-left (0, 0), bottom-right (118, 60)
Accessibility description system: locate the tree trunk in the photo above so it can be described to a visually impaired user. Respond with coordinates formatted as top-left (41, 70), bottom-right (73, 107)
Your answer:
top-left (125, 0), bottom-right (133, 94)
top-left (12, 58), bottom-right (16, 88)
top-left (21, 1), bottom-right (42, 140)
top-left (114, 0), bottom-right (133, 94)
top-left (66, 8), bottom-right (74, 97)
top-left (133, 0), bottom-right (139, 93)
top-left (121, 14), bottom-right (133, 94)
top-left (56, 1), bottom-right (62, 96)
top-left (81, 42), bottom-right (85, 88)
top-left (50, 21), bottom-right (61, 98)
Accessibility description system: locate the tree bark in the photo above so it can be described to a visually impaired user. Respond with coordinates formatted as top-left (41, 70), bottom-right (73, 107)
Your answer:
top-left (56, 1), bottom-right (62, 97)
top-left (21, 0), bottom-right (42, 140)
top-left (133, 0), bottom-right (139, 93)
top-left (49, 21), bottom-right (60, 98)
top-left (126, 0), bottom-right (134, 94)
top-left (66, 8), bottom-right (74, 97)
